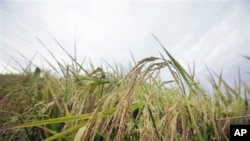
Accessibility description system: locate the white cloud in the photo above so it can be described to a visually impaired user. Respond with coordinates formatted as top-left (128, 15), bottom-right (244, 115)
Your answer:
top-left (0, 62), bottom-right (19, 74)
top-left (0, 0), bottom-right (249, 87)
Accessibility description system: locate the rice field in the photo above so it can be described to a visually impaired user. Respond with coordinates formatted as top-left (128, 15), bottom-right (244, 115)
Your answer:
top-left (0, 38), bottom-right (250, 141)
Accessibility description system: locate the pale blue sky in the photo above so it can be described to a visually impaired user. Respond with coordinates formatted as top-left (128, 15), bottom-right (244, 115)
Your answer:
top-left (0, 0), bottom-right (250, 87)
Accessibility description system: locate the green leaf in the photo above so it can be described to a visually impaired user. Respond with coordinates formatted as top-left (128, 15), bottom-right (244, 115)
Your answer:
top-left (28, 67), bottom-right (41, 93)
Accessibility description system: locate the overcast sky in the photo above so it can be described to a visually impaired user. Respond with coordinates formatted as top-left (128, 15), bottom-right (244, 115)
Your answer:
top-left (0, 0), bottom-right (250, 88)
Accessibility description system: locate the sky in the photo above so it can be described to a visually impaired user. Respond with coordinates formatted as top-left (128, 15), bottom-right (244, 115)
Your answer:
top-left (0, 0), bottom-right (250, 89)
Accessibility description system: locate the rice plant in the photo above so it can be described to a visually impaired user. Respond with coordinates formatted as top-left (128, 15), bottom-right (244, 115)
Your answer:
top-left (0, 37), bottom-right (249, 141)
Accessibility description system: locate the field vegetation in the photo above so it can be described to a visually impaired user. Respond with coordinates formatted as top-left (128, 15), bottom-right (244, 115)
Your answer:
top-left (0, 37), bottom-right (250, 141)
